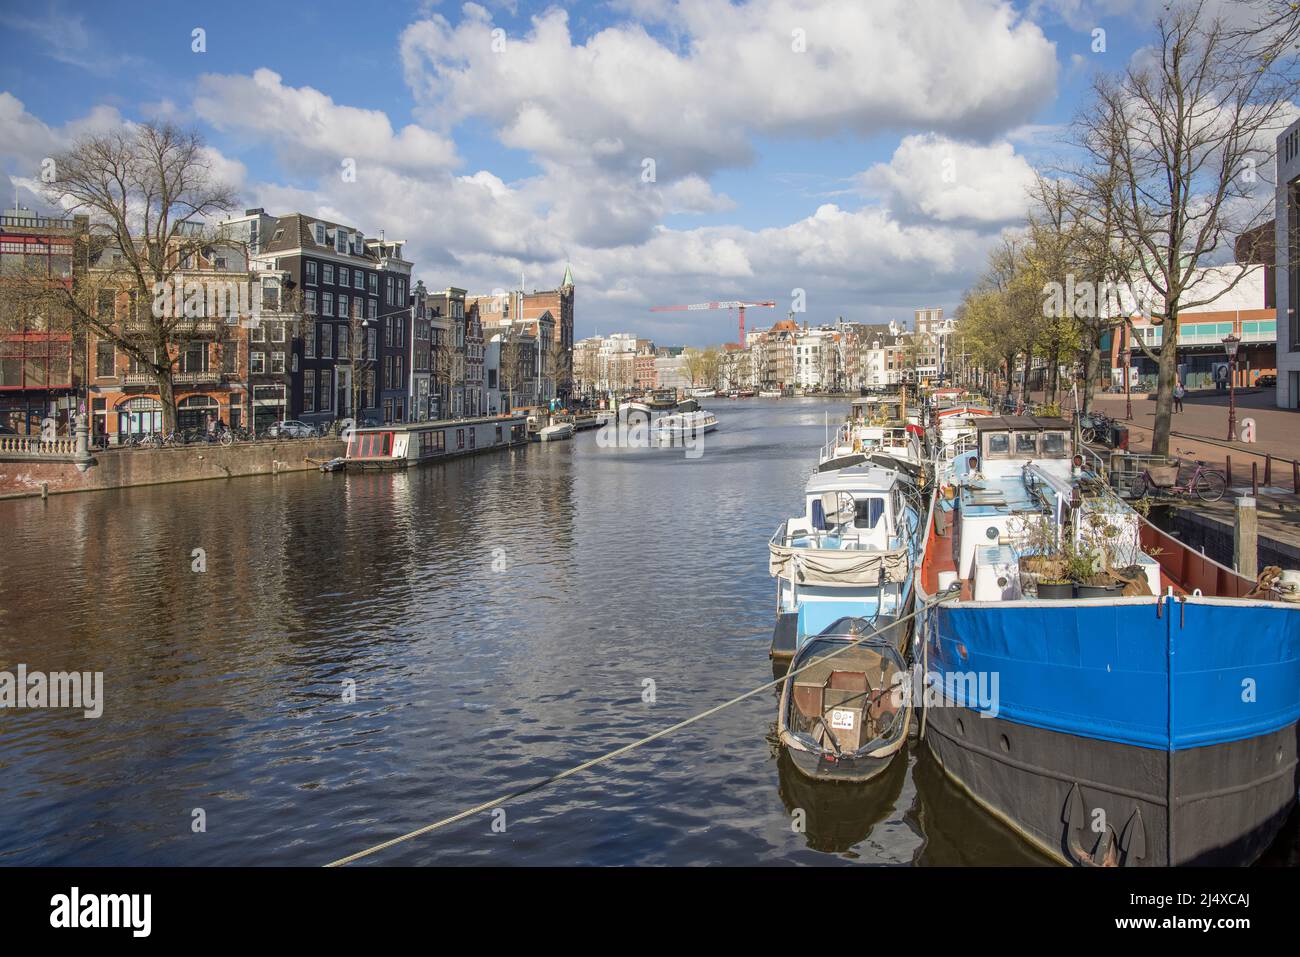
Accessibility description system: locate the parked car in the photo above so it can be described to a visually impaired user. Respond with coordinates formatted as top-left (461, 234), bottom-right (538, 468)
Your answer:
top-left (266, 420), bottom-right (317, 439)
top-left (1257, 373), bottom-right (1276, 388)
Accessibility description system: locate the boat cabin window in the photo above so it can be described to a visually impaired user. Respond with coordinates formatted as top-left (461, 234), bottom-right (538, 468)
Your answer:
top-left (853, 497), bottom-right (885, 529)
top-left (986, 432), bottom-right (1010, 456)
top-left (1041, 431), bottom-right (1066, 455)
top-left (1014, 431), bottom-right (1037, 455)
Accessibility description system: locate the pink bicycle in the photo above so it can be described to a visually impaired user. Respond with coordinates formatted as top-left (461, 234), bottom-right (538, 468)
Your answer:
top-left (1133, 448), bottom-right (1227, 502)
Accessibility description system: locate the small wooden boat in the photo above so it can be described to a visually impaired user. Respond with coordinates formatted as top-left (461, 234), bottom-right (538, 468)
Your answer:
top-left (759, 389), bottom-right (782, 398)
top-left (777, 616), bottom-right (911, 782)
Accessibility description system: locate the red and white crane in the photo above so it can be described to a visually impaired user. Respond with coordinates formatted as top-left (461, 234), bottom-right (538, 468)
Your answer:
top-left (649, 299), bottom-right (776, 346)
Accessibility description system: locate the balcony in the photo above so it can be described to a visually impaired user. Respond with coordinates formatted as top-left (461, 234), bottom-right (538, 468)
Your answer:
top-left (174, 371), bottom-right (221, 385)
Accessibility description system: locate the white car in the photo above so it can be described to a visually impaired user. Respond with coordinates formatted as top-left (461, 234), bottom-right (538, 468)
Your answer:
top-left (267, 420), bottom-right (317, 439)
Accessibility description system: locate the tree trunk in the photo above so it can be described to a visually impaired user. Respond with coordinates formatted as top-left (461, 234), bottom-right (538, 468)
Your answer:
top-left (1081, 340), bottom-right (1100, 413)
top-left (157, 366), bottom-right (177, 432)
top-left (1150, 316), bottom-right (1178, 457)
top-left (1020, 348), bottom-right (1032, 406)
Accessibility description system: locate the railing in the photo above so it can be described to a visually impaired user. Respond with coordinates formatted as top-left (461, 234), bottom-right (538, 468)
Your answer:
top-left (0, 214), bottom-right (74, 229)
top-left (174, 371), bottom-right (221, 384)
top-left (0, 435), bottom-right (78, 456)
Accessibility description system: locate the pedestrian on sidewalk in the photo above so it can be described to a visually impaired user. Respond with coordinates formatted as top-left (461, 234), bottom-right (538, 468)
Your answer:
top-left (1174, 381), bottom-right (1185, 413)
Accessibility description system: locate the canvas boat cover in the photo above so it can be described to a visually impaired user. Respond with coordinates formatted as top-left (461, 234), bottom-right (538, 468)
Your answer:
top-left (769, 542), bottom-right (910, 585)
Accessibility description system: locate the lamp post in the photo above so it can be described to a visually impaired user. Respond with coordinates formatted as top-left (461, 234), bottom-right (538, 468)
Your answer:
top-left (1223, 333), bottom-right (1240, 442)
top-left (1124, 326), bottom-right (1132, 421)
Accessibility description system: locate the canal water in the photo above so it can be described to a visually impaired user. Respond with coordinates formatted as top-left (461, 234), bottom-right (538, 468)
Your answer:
top-left (0, 399), bottom-right (1293, 865)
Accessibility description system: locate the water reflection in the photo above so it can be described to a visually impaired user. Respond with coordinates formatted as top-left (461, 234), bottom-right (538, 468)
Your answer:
top-left (0, 399), bottom-right (1293, 865)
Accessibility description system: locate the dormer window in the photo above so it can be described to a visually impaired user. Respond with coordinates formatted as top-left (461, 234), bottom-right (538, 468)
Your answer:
top-left (314, 224), bottom-right (326, 246)
top-left (335, 230), bottom-right (347, 253)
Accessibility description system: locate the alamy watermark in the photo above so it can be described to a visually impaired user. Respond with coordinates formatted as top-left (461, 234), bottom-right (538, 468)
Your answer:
top-left (0, 665), bottom-right (103, 718)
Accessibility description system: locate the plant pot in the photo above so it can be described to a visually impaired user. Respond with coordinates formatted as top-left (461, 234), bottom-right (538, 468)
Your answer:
top-left (1036, 580), bottom-right (1075, 600)
top-left (1075, 583), bottom-right (1123, 599)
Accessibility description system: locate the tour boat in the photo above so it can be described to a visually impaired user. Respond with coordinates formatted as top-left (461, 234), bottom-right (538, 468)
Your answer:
top-left (915, 415), bottom-right (1300, 866)
top-left (343, 414), bottom-right (528, 470)
top-left (769, 460), bottom-right (925, 661)
top-left (690, 388), bottom-right (717, 398)
top-left (647, 389), bottom-right (678, 410)
top-left (758, 390), bottom-right (782, 399)
top-left (776, 616), bottom-right (912, 782)
top-left (651, 409), bottom-right (718, 442)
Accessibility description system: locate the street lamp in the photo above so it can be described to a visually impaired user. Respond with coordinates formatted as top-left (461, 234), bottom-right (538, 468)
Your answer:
top-left (1123, 325), bottom-right (1132, 421)
top-left (1223, 333), bottom-right (1240, 441)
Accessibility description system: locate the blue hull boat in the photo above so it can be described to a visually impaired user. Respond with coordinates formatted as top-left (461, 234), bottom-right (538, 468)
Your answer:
top-left (916, 414), bottom-right (1300, 865)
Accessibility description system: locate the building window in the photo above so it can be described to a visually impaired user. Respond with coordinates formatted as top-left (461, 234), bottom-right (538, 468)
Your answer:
top-left (271, 323), bottom-right (286, 343)
top-left (386, 275), bottom-right (395, 304)
top-left (320, 369), bottom-right (332, 411)
top-left (323, 292), bottom-right (333, 317)
top-left (304, 370), bottom-right (316, 412)
top-left (368, 328), bottom-right (377, 359)
top-left (338, 326), bottom-right (349, 360)
top-left (456, 428), bottom-right (464, 449)
top-left (338, 294), bottom-right (349, 321)
top-left (321, 325), bottom-right (333, 358)
top-left (180, 344), bottom-right (208, 373)
top-left (250, 322), bottom-right (265, 343)
top-left (250, 351), bottom-right (265, 374)
top-left (315, 224), bottom-right (326, 246)
top-left (354, 271), bottom-right (364, 291)
top-left (306, 261), bottom-right (317, 285)
top-left (306, 289), bottom-right (317, 314)
top-left (95, 339), bottom-right (115, 378)
top-left (335, 230), bottom-right (347, 254)
top-left (323, 264), bottom-right (334, 285)
top-left (338, 267), bottom-right (349, 288)
top-left (368, 298), bottom-right (377, 320)
top-left (271, 352), bottom-right (285, 374)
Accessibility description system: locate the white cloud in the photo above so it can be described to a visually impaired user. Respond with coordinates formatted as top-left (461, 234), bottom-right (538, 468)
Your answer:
top-left (193, 69), bottom-right (460, 176)
top-left (860, 133), bottom-right (1039, 225)
top-left (400, 0), bottom-right (1057, 181)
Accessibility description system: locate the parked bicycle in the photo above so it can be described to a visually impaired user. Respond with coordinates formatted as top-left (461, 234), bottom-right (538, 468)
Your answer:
top-left (1133, 449), bottom-right (1227, 502)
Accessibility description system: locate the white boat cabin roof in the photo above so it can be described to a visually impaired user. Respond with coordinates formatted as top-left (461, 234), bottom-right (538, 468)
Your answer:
top-left (805, 462), bottom-right (901, 496)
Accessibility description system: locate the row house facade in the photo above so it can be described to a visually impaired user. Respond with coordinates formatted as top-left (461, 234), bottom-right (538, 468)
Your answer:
top-left (0, 207), bottom-right (88, 433)
top-left (221, 210), bottom-right (412, 429)
top-left (84, 235), bottom-right (298, 442)
top-left (519, 264), bottom-right (575, 401)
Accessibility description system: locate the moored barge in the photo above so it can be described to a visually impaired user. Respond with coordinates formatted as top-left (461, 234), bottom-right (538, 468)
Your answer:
top-left (344, 414), bottom-right (529, 470)
top-left (916, 415), bottom-right (1300, 866)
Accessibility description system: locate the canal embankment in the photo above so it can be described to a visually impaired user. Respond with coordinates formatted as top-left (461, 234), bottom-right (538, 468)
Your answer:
top-left (0, 437), bottom-right (345, 500)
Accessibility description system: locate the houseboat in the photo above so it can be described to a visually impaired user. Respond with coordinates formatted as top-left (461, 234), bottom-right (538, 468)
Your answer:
top-left (344, 414), bottom-right (529, 470)
top-left (819, 393), bottom-right (925, 470)
top-left (915, 415), bottom-right (1300, 866)
top-left (769, 460), bottom-right (924, 662)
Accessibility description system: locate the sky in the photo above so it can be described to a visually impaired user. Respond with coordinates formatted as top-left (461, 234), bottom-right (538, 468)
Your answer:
top-left (0, 0), bottom-right (1273, 345)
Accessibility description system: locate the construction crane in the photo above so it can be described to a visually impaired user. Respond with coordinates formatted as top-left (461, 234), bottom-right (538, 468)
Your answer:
top-left (650, 299), bottom-right (776, 346)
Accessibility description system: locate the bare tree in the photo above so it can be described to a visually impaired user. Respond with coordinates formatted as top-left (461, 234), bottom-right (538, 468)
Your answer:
top-left (1077, 1), bottom-right (1291, 454)
top-left (34, 123), bottom-right (240, 431)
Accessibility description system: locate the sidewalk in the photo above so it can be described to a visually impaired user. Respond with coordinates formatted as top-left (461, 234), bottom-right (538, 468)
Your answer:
top-left (1090, 388), bottom-right (1298, 463)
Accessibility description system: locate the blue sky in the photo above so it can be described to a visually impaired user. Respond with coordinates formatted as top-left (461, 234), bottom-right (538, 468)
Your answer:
top-left (0, 0), bottom-right (1178, 344)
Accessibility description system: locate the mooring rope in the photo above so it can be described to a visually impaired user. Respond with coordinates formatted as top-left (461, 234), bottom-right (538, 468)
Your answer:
top-left (324, 589), bottom-right (957, 867)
